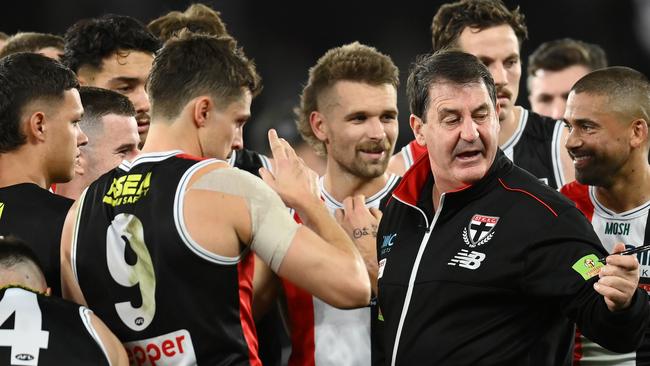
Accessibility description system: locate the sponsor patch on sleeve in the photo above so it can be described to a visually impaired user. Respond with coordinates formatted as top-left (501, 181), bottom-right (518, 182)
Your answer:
top-left (571, 254), bottom-right (604, 280)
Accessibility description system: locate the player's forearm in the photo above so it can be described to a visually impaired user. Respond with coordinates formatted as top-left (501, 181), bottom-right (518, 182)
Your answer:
top-left (295, 198), bottom-right (360, 257)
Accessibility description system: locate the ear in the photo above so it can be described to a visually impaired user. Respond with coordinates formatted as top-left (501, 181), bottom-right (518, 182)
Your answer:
top-left (410, 114), bottom-right (426, 146)
top-left (309, 111), bottom-right (328, 142)
top-left (192, 97), bottom-right (212, 128)
top-left (27, 111), bottom-right (47, 142)
top-left (630, 118), bottom-right (649, 149)
top-left (77, 74), bottom-right (88, 86)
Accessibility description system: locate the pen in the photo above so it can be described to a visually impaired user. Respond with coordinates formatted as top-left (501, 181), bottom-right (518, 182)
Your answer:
top-left (598, 243), bottom-right (650, 263)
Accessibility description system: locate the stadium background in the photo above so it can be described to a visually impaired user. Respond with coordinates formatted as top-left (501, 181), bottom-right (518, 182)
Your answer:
top-left (2, 0), bottom-right (649, 154)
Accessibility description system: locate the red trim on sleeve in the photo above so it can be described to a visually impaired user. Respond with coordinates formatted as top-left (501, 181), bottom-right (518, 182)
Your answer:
top-left (498, 178), bottom-right (558, 217)
top-left (238, 251), bottom-right (262, 365)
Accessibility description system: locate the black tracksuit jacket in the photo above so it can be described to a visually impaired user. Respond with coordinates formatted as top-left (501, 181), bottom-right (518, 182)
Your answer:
top-left (375, 150), bottom-right (650, 365)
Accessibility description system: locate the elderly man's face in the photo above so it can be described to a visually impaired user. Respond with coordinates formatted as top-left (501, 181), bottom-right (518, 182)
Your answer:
top-left (413, 81), bottom-right (500, 191)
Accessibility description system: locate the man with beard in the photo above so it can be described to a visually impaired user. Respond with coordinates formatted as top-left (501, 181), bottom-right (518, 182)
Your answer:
top-left (62, 14), bottom-right (160, 148)
top-left (389, 0), bottom-right (574, 189)
top-left (373, 50), bottom-right (649, 365)
top-left (60, 33), bottom-right (372, 365)
top-left (56, 87), bottom-right (140, 200)
top-left (561, 67), bottom-right (650, 364)
top-left (0, 53), bottom-right (87, 297)
top-left (285, 42), bottom-right (397, 366)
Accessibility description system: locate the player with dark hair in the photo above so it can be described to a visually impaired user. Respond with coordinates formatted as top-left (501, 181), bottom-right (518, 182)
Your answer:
top-left (561, 66), bottom-right (650, 365)
top-left (63, 14), bottom-right (160, 147)
top-left (0, 236), bottom-right (128, 365)
top-left (0, 53), bottom-right (87, 296)
top-left (390, 0), bottom-right (574, 188)
top-left (528, 38), bottom-right (607, 120)
top-left (61, 33), bottom-right (372, 365)
top-left (56, 86), bottom-right (139, 200)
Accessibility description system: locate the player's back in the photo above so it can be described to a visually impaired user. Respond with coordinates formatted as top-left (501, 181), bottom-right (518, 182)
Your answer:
top-left (0, 287), bottom-right (109, 365)
top-left (73, 150), bottom-right (259, 365)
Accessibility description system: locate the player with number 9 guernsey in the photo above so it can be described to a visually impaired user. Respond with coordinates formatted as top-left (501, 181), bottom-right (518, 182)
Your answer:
top-left (60, 33), bottom-right (371, 366)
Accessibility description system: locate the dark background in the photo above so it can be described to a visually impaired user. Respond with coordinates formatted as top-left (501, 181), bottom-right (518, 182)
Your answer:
top-left (2, 0), bottom-right (648, 154)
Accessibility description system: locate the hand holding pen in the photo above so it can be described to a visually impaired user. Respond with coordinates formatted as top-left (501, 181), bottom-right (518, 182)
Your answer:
top-left (595, 243), bottom-right (642, 312)
top-left (599, 243), bottom-right (650, 263)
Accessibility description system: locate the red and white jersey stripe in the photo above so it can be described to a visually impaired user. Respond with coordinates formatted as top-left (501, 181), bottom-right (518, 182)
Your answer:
top-left (561, 181), bottom-right (650, 365)
top-left (283, 174), bottom-right (399, 366)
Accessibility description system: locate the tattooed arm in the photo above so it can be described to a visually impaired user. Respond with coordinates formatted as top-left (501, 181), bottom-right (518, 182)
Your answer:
top-left (336, 195), bottom-right (383, 295)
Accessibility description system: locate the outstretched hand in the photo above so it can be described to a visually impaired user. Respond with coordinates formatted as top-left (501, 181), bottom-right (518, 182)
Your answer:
top-left (259, 129), bottom-right (319, 208)
top-left (595, 243), bottom-right (641, 312)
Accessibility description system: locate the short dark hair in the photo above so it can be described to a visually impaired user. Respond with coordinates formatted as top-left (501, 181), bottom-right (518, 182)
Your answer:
top-left (79, 86), bottom-right (135, 131)
top-left (431, 0), bottom-right (528, 52)
top-left (528, 38), bottom-right (608, 77)
top-left (296, 42), bottom-right (399, 155)
top-left (0, 53), bottom-right (79, 153)
top-left (571, 66), bottom-right (650, 123)
top-left (62, 14), bottom-right (160, 73)
top-left (147, 32), bottom-right (261, 120)
top-left (148, 3), bottom-right (229, 43)
top-left (407, 50), bottom-right (497, 122)
top-left (0, 32), bottom-right (64, 59)
top-left (0, 236), bottom-right (44, 274)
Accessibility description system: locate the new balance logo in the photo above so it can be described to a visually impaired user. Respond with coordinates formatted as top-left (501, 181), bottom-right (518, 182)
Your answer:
top-left (448, 249), bottom-right (486, 270)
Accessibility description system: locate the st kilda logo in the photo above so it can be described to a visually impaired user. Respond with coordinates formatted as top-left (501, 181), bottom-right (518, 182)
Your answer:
top-left (462, 214), bottom-right (499, 247)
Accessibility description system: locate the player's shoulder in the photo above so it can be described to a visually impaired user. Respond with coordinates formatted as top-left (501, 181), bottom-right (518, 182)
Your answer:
top-left (524, 109), bottom-right (560, 136)
top-left (231, 148), bottom-right (272, 177)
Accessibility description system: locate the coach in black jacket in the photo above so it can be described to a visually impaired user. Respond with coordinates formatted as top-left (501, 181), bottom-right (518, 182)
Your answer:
top-left (373, 51), bottom-right (650, 365)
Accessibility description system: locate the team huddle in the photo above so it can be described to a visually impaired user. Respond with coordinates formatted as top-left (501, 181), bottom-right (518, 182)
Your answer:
top-left (0, 0), bottom-right (649, 365)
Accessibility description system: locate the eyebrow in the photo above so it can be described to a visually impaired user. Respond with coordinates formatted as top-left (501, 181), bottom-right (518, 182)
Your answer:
top-left (107, 76), bottom-right (142, 84)
top-left (438, 103), bottom-right (490, 119)
top-left (471, 103), bottom-right (489, 113)
top-left (114, 143), bottom-right (136, 152)
top-left (342, 108), bottom-right (398, 120)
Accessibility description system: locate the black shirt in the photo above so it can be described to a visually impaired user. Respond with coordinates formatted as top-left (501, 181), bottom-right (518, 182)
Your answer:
top-left (0, 287), bottom-right (109, 365)
top-left (74, 151), bottom-right (260, 365)
top-left (376, 150), bottom-right (650, 365)
top-left (0, 184), bottom-right (73, 296)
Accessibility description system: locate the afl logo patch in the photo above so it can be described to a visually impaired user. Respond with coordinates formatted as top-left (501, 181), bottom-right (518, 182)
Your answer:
top-left (462, 214), bottom-right (499, 247)
top-left (15, 353), bottom-right (35, 361)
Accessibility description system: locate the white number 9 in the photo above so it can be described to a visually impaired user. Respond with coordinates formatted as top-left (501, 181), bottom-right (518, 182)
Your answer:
top-left (106, 213), bottom-right (156, 331)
